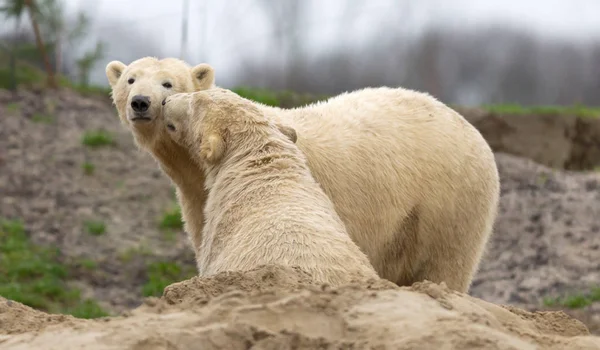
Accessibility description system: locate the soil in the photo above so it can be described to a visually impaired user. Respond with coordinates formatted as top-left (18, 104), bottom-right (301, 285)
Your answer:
top-left (1, 265), bottom-right (599, 350)
top-left (1, 87), bottom-right (600, 348)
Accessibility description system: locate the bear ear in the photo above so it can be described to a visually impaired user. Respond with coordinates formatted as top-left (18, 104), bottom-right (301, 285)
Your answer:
top-left (106, 61), bottom-right (127, 87)
top-left (276, 124), bottom-right (297, 143)
top-left (191, 64), bottom-right (215, 91)
top-left (200, 133), bottom-right (225, 164)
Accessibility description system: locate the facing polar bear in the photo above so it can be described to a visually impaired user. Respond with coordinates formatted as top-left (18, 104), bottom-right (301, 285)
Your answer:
top-left (161, 89), bottom-right (380, 285)
top-left (105, 58), bottom-right (500, 293)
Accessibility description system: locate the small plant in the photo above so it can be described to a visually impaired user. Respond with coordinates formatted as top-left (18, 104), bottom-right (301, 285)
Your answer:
top-left (81, 130), bottom-right (115, 148)
top-left (142, 261), bottom-right (195, 297)
top-left (160, 206), bottom-right (183, 230)
top-left (31, 113), bottom-right (54, 124)
top-left (117, 244), bottom-right (153, 263)
top-left (84, 220), bottom-right (106, 236)
top-left (79, 259), bottom-right (97, 270)
top-left (5, 102), bottom-right (20, 113)
top-left (0, 218), bottom-right (108, 318)
top-left (82, 162), bottom-right (95, 175)
top-left (68, 298), bottom-right (109, 319)
top-left (543, 287), bottom-right (600, 309)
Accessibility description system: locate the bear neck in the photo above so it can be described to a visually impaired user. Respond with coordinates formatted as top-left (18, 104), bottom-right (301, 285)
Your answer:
top-left (151, 137), bottom-right (205, 194)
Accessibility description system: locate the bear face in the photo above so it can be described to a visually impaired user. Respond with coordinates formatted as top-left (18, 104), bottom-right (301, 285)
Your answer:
top-left (162, 89), bottom-right (298, 167)
top-left (105, 56), bottom-right (215, 149)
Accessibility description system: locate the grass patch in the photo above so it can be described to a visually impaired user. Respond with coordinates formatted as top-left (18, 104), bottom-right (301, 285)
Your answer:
top-left (78, 258), bottom-right (97, 270)
top-left (543, 287), bottom-right (600, 309)
top-left (31, 113), bottom-right (54, 124)
top-left (71, 84), bottom-right (111, 97)
top-left (5, 102), bottom-right (20, 112)
top-left (485, 103), bottom-right (600, 118)
top-left (81, 130), bottom-right (115, 148)
top-left (84, 220), bottom-right (106, 236)
top-left (82, 162), bottom-right (95, 175)
top-left (233, 86), bottom-right (328, 108)
top-left (142, 261), bottom-right (195, 297)
top-left (159, 206), bottom-right (183, 230)
top-left (117, 244), bottom-right (153, 263)
top-left (233, 86), bottom-right (281, 107)
top-left (0, 218), bottom-right (108, 318)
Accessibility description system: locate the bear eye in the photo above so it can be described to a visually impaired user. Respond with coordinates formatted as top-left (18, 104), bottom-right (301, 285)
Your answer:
top-left (127, 78), bottom-right (135, 84)
top-left (167, 123), bottom-right (176, 132)
top-left (162, 82), bottom-right (172, 89)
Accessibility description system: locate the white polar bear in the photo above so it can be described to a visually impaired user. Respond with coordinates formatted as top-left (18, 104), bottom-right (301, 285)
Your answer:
top-left (161, 89), bottom-right (380, 285)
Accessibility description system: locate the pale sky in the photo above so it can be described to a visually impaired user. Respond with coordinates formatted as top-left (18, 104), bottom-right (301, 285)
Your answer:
top-left (5, 0), bottom-right (600, 85)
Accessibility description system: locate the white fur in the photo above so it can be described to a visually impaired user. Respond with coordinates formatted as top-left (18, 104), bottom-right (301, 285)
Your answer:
top-left (162, 90), bottom-right (380, 285)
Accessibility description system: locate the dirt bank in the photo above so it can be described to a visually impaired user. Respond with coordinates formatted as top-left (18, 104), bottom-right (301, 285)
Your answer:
top-left (1, 265), bottom-right (599, 350)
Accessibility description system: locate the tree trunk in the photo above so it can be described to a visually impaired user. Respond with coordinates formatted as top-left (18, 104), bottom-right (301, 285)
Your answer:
top-left (24, 0), bottom-right (57, 88)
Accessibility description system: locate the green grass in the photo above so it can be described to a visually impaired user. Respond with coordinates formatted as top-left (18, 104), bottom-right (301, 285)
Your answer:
top-left (159, 206), bottom-right (183, 230)
top-left (233, 86), bottom-right (328, 108)
top-left (71, 84), bottom-right (111, 97)
top-left (31, 113), bottom-right (54, 124)
top-left (82, 162), bottom-right (95, 175)
top-left (0, 218), bottom-right (108, 319)
top-left (78, 258), bottom-right (97, 270)
top-left (142, 261), bottom-right (195, 297)
top-left (233, 86), bottom-right (281, 107)
top-left (117, 243), bottom-right (154, 263)
top-left (81, 130), bottom-right (115, 148)
top-left (485, 103), bottom-right (600, 118)
top-left (84, 220), bottom-right (106, 236)
top-left (543, 287), bottom-right (600, 309)
top-left (6, 102), bottom-right (20, 112)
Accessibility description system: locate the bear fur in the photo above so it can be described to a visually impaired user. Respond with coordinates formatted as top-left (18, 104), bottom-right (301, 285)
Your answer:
top-left (160, 89), bottom-right (380, 285)
top-left (105, 57), bottom-right (215, 251)
top-left (105, 57), bottom-right (500, 293)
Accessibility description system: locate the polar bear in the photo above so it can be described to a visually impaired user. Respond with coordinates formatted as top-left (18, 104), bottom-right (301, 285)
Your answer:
top-left (160, 89), bottom-right (380, 285)
top-left (105, 57), bottom-right (215, 251)
top-left (105, 57), bottom-right (500, 293)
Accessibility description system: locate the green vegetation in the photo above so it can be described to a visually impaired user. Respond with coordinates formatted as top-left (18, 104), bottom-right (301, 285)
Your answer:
top-left (0, 218), bottom-right (108, 319)
top-left (84, 220), bottom-right (106, 236)
top-left (31, 113), bottom-right (54, 124)
top-left (543, 287), bottom-right (600, 309)
top-left (81, 130), bottom-right (115, 148)
top-left (485, 103), bottom-right (600, 119)
top-left (117, 243), bottom-right (153, 263)
top-left (159, 205), bottom-right (183, 230)
top-left (82, 161), bottom-right (95, 175)
top-left (233, 86), bottom-right (328, 108)
top-left (78, 258), bottom-right (97, 270)
top-left (142, 261), bottom-right (195, 297)
top-left (5, 102), bottom-right (20, 112)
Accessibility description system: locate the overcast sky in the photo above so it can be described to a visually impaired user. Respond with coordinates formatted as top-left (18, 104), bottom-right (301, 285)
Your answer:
top-left (6, 0), bottom-right (600, 86)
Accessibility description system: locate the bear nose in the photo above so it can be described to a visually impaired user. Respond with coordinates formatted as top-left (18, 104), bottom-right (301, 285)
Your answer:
top-left (162, 98), bottom-right (167, 106)
top-left (131, 95), bottom-right (150, 113)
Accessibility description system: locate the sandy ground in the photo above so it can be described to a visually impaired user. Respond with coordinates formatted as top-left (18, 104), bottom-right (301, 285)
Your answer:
top-left (1, 87), bottom-right (600, 348)
top-left (1, 265), bottom-right (600, 350)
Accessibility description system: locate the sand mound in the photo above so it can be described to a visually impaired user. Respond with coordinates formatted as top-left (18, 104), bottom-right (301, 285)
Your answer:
top-left (1, 265), bottom-right (599, 350)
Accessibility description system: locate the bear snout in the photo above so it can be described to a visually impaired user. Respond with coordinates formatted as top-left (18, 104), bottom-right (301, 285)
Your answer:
top-left (131, 95), bottom-right (151, 113)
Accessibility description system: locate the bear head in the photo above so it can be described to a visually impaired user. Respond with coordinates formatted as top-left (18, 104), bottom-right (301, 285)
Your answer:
top-left (161, 88), bottom-right (297, 168)
top-left (105, 56), bottom-right (215, 149)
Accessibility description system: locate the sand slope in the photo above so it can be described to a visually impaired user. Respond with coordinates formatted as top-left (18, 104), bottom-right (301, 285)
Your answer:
top-left (1, 265), bottom-right (599, 350)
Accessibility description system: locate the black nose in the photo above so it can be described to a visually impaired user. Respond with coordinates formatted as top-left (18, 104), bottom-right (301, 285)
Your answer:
top-left (131, 95), bottom-right (150, 113)
top-left (162, 98), bottom-right (167, 106)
